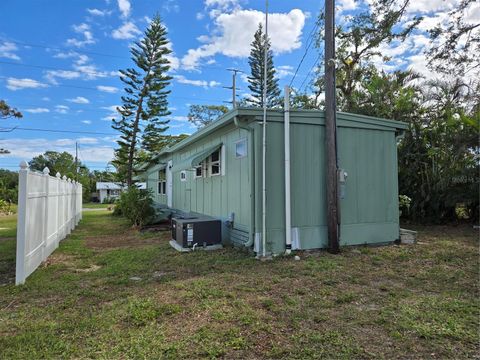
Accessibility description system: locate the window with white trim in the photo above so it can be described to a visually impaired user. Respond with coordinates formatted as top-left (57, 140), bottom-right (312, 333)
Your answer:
top-left (158, 169), bottom-right (166, 195)
top-left (180, 170), bottom-right (187, 182)
top-left (209, 149), bottom-right (221, 176)
top-left (194, 165), bottom-right (203, 179)
top-left (235, 138), bottom-right (247, 158)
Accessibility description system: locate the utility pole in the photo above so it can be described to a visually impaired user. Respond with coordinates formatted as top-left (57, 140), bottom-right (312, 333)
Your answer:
top-left (325, 0), bottom-right (340, 253)
top-left (223, 68), bottom-right (242, 108)
top-left (75, 141), bottom-right (79, 181)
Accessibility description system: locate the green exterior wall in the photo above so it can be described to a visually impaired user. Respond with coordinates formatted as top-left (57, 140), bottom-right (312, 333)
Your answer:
top-left (141, 109), bottom-right (406, 255)
top-left (144, 122), bottom-right (253, 245)
top-left (252, 111), bottom-right (403, 254)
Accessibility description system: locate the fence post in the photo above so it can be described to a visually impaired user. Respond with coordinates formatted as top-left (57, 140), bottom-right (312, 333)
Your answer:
top-left (56, 172), bottom-right (61, 246)
top-left (67, 178), bottom-right (72, 232)
top-left (15, 161), bottom-right (29, 285)
top-left (79, 183), bottom-right (83, 221)
top-left (62, 175), bottom-right (67, 239)
top-left (42, 167), bottom-right (50, 261)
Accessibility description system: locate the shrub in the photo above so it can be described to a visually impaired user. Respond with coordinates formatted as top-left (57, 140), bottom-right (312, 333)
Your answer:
top-left (114, 187), bottom-right (154, 227)
top-left (102, 196), bottom-right (116, 204)
top-left (0, 199), bottom-right (14, 215)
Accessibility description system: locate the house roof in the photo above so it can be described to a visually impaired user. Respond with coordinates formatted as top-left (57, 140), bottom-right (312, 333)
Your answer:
top-left (96, 182), bottom-right (124, 190)
top-left (138, 108), bottom-right (408, 172)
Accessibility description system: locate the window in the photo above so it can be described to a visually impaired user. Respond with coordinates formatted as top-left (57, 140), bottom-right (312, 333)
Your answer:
top-left (180, 170), bottom-right (187, 182)
top-left (209, 149), bottom-right (220, 176)
top-left (195, 165), bottom-right (203, 179)
top-left (235, 139), bottom-right (247, 158)
top-left (158, 169), bottom-right (166, 195)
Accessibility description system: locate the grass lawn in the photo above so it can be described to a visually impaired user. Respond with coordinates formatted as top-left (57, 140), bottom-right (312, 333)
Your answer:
top-left (83, 202), bottom-right (111, 209)
top-left (0, 212), bottom-right (478, 359)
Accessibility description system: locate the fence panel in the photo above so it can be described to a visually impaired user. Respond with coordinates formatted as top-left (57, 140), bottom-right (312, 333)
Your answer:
top-left (15, 161), bottom-right (83, 285)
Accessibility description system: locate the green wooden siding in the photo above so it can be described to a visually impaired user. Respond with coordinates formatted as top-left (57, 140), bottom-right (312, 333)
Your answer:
top-left (254, 112), bottom-right (401, 254)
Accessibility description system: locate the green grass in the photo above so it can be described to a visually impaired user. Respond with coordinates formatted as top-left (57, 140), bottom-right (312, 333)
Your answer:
top-left (82, 202), bottom-right (111, 209)
top-left (0, 213), bottom-right (17, 238)
top-left (0, 213), bottom-right (478, 359)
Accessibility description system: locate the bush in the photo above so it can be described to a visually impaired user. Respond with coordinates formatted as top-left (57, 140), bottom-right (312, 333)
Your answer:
top-left (102, 196), bottom-right (117, 204)
top-left (0, 199), bottom-right (14, 215)
top-left (114, 187), bottom-right (154, 227)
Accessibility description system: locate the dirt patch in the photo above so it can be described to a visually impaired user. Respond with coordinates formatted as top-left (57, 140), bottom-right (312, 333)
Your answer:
top-left (41, 252), bottom-right (76, 268)
top-left (84, 233), bottom-right (168, 249)
top-left (75, 264), bottom-right (101, 273)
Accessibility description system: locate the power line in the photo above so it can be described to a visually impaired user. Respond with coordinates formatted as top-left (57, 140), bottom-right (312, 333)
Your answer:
top-left (0, 77), bottom-right (227, 104)
top-left (7, 40), bottom-right (130, 60)
top-left (289, 19), bottom-right (320, 88)
top-left (0, 126), bottom-right (117, 136)
top-left (0, 59), bottom-right (115, 78)
top-left (298, 54), bottom-right (322, 94)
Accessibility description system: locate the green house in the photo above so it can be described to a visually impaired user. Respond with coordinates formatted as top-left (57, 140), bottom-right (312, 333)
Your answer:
top-left (137, 108), bottom-right (407, 255)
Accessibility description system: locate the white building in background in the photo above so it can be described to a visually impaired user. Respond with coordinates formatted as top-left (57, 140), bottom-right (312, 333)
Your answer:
top-left (95, 182), bottom-right (146, 203)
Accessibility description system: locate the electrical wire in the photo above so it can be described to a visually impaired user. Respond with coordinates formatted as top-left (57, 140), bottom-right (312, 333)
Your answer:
top-left (0, 126), bottom-right (117, 136)
top-left (289, 19), bottom-right (320, 88)
top-left (6, 40), bottom-right (130, 60)
top-left (0, 76), bottom-right (227, 104)
top-left (298, 54), bottom-right (322, 94)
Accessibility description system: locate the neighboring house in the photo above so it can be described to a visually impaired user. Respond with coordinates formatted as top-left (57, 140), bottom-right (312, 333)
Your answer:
top-left (136, 108), bottom-right (407, 256)
top-left (96, 182), bottom-right (123, 203)
top-left (95, 182), bottom-right (146, 203)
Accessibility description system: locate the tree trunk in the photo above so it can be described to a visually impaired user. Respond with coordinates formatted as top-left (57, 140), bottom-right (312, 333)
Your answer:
top-left (126, 98), bottom-right (144, 187)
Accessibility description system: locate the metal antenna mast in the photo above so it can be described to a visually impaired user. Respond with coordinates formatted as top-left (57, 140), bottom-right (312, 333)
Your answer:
top-left (261, 0), bottom-right (268, 258)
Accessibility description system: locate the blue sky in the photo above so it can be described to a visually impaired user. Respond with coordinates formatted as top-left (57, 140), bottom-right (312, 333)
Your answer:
top-left (0, 0), bottom-right (477, 172)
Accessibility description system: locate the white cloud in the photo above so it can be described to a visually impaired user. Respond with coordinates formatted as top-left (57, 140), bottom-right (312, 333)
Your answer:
top-left (112, 21), bottom-right (141, 40)
top-left (67, 96), bottom-right (90, 104)
top-left (6, 77), bottom-right (49, 91)
top-left (97, 85), bottom-right (119, 93)
top-left (46, 53), bottom-right (113, 83)
top-left (205, 0), bottom-right (242, 18)
top-left (0, 41), bottom-right (20, 60)
top-left (45, 70), bottom-right (81, 84)
top-left (174, 75), bottom-right (221, 88)
top-left (163, 0), bottom-right (180, 13)
top-left (24, 108), bottom-right (50, 114)
top-left (117, 0), bottom-right (131, 18)
top-left (77, 137), bottom-right (98, 144)
top-left (42, 97), bottom-right (50, 101)
top-left (336, 0), bottom-right (358, 14)
top-left (82, 120), bottom-right (92, 124)
top-left (407, 0), bottom-right (458, 14)
top-left (87, 8), bottom-right (109, 16)
top-left (55, 105), bottom-right (70, 114)
top-left (276, 65), bottom-right (294, 79)
top-left (67, 23), bottom-right (96, 47)
top-left (170, 115), bottom-right (189, 122)
top-left (166, 54), bottom-right (180, 71)
top-left (102, 105), bottom-right (120, 121)
top-left (181, 9), bottom-right (306, 70)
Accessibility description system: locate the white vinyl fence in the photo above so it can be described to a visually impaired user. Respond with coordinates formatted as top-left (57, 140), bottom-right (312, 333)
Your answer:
top-left (16, 161), bottom-right (82, 285)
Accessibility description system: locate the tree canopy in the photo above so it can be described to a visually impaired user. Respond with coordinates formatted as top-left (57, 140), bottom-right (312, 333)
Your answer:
top-left (112, 15), bottom-right (172, 186)
top-left (246, 23), bottom-right (281, 108)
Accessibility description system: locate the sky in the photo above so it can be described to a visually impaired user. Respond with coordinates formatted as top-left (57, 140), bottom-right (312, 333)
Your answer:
top-left (0, 0), bottom-right (478, 172)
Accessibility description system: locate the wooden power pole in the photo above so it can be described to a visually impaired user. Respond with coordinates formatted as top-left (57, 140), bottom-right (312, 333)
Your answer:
top-left (224, 68), bottom-right (242, 109)
top-left (325, 0), bottom-right (340, 253)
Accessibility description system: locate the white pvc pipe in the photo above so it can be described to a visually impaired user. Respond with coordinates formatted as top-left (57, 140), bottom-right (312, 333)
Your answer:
top-left (261, 0), bottom-right (268, 258)
top-left (284, 85), bottom-right (292, 255)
